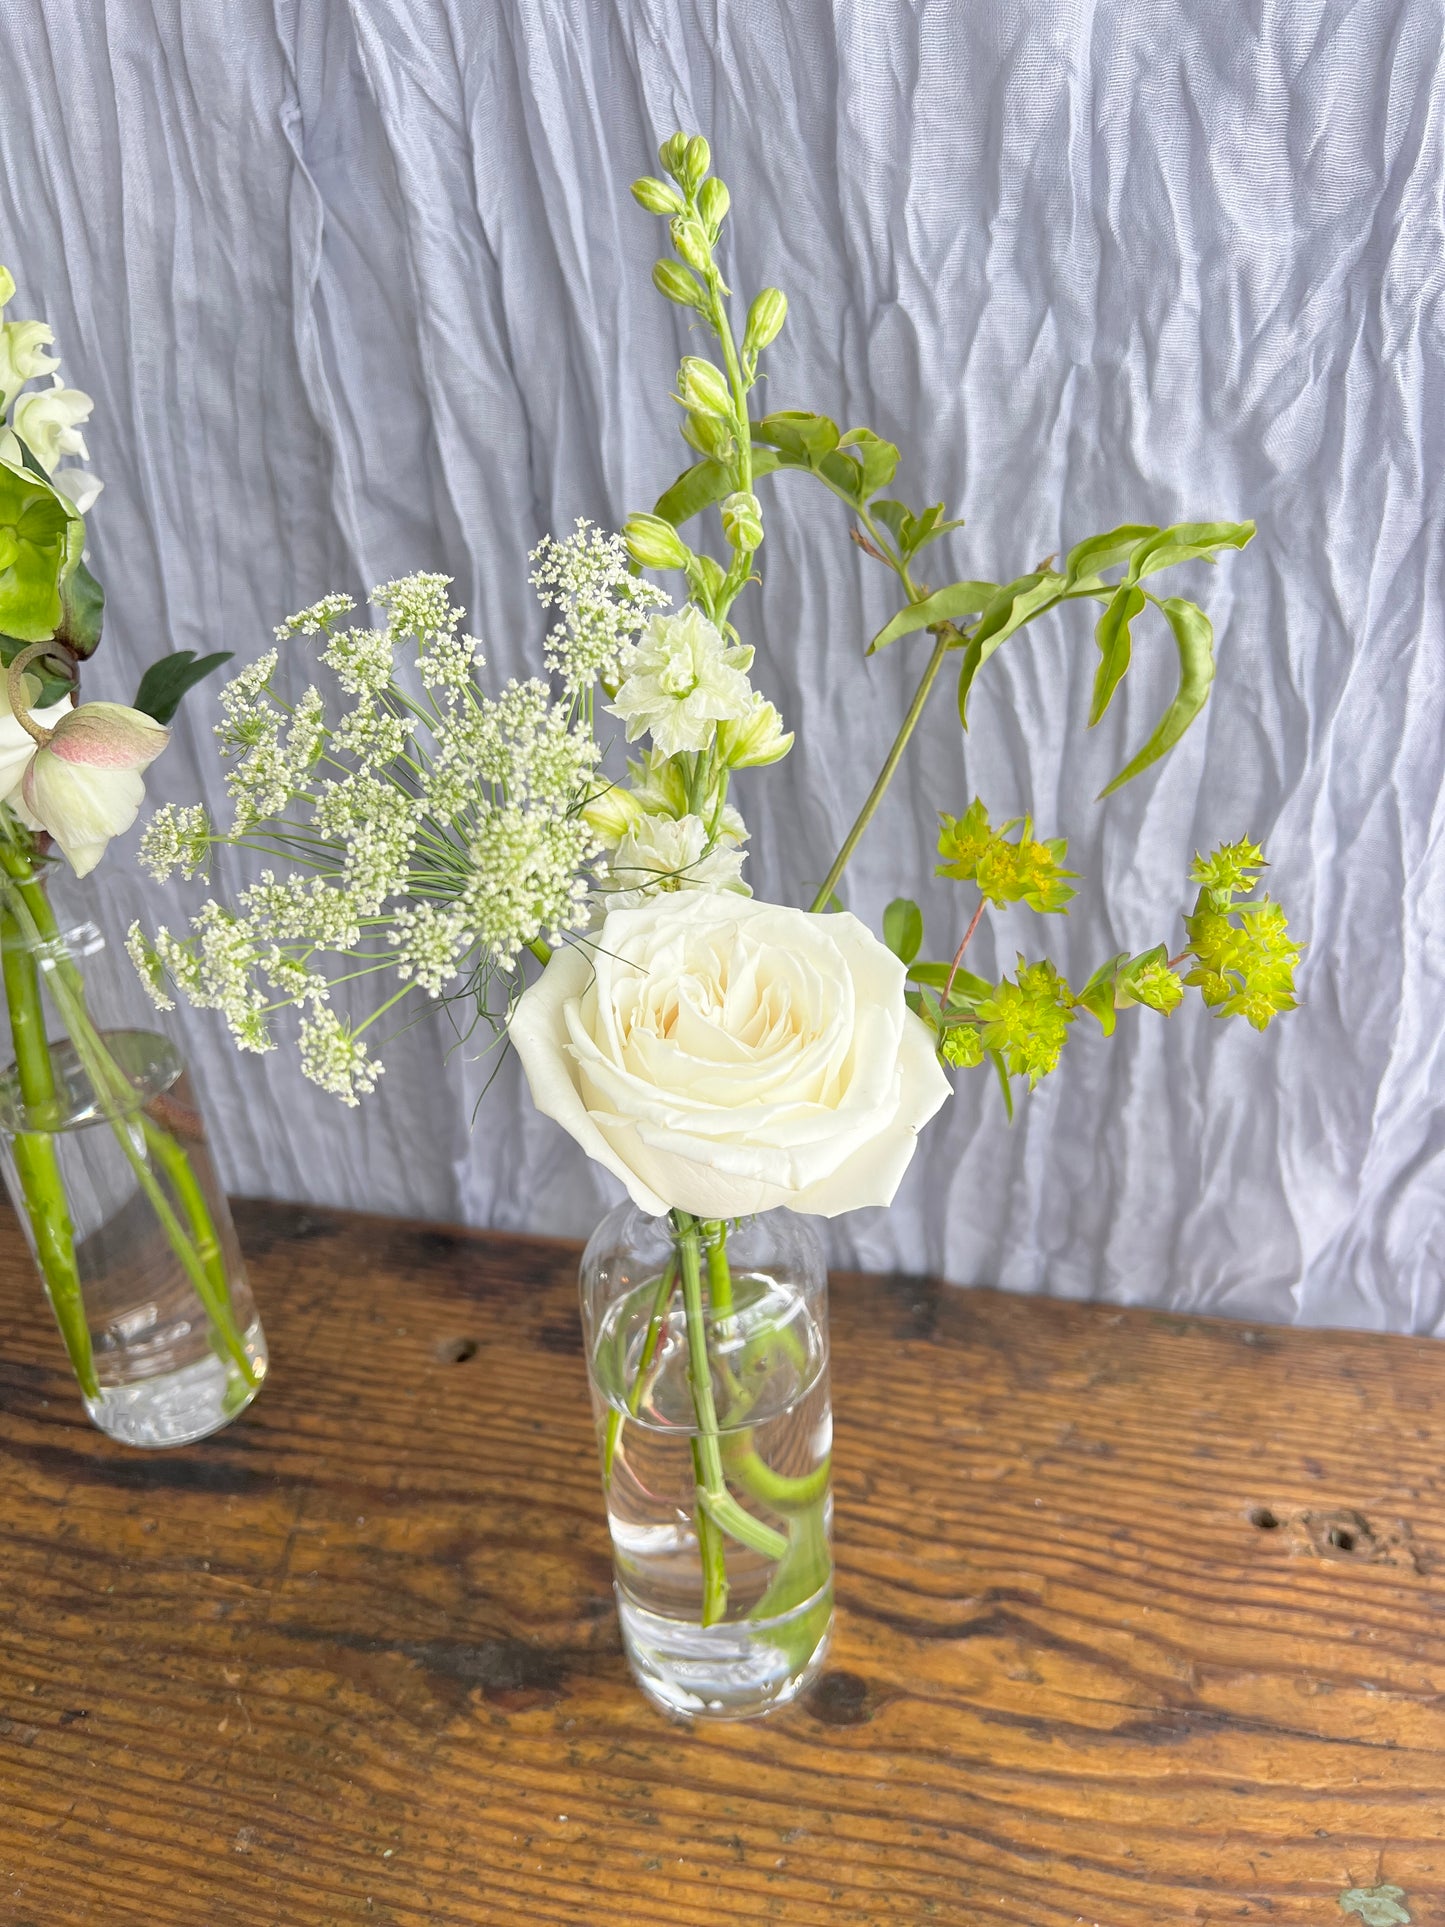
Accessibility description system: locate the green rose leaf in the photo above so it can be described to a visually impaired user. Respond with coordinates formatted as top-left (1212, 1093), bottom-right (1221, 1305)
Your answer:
top-left (882, 896), bottom-right (924, 966)
top-left (1097, 595), bottom-right (1215, 797)
top-left (1089, 581), bottom-right (1147, 726)
top-left (868, 579), bottom-right (996, 654)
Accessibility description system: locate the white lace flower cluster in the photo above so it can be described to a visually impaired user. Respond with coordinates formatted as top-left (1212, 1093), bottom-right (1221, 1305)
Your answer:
top-left (130, 572), bottom-right (603, 1104)
top-left (530, 519), bottom-right (670, 695)
top-left (0, 265), bottom-right (101, 513)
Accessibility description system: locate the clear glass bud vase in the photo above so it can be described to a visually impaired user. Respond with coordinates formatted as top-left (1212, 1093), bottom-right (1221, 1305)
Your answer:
top-left (0, 852), bottom-right (266, 1447)
top-left (580, 1203), bottom-right (834, 1720)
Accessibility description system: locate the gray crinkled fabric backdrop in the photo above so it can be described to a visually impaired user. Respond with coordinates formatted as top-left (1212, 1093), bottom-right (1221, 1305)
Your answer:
top-left (2, 1), bottom-right (1441, 1329)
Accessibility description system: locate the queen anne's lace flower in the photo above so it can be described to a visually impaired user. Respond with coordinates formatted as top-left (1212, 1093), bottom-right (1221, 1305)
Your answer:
top-left (609, 606), bottom-right (756, 756)
top-left (531, 520), bottom-right (670, 695)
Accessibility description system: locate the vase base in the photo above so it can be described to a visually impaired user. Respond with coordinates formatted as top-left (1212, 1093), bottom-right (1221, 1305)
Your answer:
top-left (83, 1318), bottom-right (268, 1448)
top-left (617, 1579), bottom-right (834, 1721)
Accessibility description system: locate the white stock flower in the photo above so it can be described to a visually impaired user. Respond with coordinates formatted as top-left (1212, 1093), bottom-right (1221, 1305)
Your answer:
top-left (21, 702), bottom-right (170, 876)
top-left (7, 377), bottom-right (93, 472)
top-left (602, 813), bottom-right (749, 910)
top-left (50, 467), bottom-right (102, 514)
top-left (0, 320), bottom-right (60, 407)
top-left (609, 605), bottom-right (755, 756)
top-left (509, 892), bottom-right (952, 1219)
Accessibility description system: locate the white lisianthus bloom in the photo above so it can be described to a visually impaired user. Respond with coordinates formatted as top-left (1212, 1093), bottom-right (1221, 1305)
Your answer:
top-left (0, 320), bottom-right (60, 408)
top-left (609, 605), bottom-right (755, 757)
top-left (5, 377), bottom-right (94, 473)
top-left (602, 812), bottom-right (749, 910)
top-left (509, 892), bottom-right (952, 1219)
top-left (21, 702), bottom-right (170, 876)
top-left (0, 669), bottom-right (71, 801)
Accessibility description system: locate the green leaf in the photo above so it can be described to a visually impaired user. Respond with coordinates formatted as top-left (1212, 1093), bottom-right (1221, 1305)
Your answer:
top-left (957, 571), bottom-right (1067, 726)
top-left (988, 1047), bottom-right (1015, 1121)
top-left (1098, 596), bottom-right (1215, 797)
top-left (907, 502), bottom-right (965, 553)
top-left (653, 446), bottom-right (782, 527)
top-left (882, 897), bottom-right (924, 966)
top-left (838, 427), bottom-right (899, 498)
top-left (133, 650), bottom-right (235, 726)
top-left (816, 449), bottom-right (864, 500)
top-left (1129, 519), bottom-right (1254, 582)
top-left (909, 960), bottom-right (993, 1006)
top-left (1089, 582), bottom-right (1147, 726)
top-left (55, 553), bottom-right (104, 659)
top-left (753, 410), bottom-right (840, 461)
top-left (0, 461), bottom-right (84, 644)
top-left (870, 499), bottom-right (911, 545)
top-left (1066, 524), bottom-right (1157, 586)
top-left (868, 579), bottom-right (996, 654)
top-left (1075, 953), bottom-right (1130, 1036)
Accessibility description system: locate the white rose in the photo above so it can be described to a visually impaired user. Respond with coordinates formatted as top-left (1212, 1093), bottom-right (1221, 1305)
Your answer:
top-left (509, 891), bottom-right (952, 1219)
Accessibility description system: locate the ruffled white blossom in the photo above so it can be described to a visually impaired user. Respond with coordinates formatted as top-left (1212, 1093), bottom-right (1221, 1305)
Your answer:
top-left (609, 605), bottom-right (755, 756)
top-left (6, 377), bottom-right (93, 472)
top-left (602, 812), bottom-right (750, 910)
top-left (0, 321), bottom-right (59, 408)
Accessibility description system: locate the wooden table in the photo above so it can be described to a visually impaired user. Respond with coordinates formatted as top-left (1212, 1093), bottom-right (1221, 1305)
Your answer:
top-left (0, 1200), bottom-right (1441, 1925)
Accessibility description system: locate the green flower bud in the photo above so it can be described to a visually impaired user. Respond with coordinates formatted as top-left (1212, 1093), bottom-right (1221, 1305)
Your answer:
top-left (658, 133), bottom-right (690, 182)
top-left (940, 1024), bottom-right (984, 1069)
top-left (743, 288), bottom-right (788, 356)
top-left (652, 259), bottom-right (706, 310)
top-left (681, 135), bottom-right (711, 192)
top-left (698, 176), bottom-right (730, 237)
top-left (681, 411), bottom-right (734, 460)
top-left (717, 693), bottom-right (793, 770)
top-left (721, 489), bottom-right (764, 551)
top-left (624, 511), bottom-right (691, 572)
top-left (631, 174), bottom-right (683, 216)
top-left (670, 216), bottom-right (712, 276)
top-left (0, 267), bottom-right (14, 312)
top-left (677, 355), bottom-right (732, 417)
top-left (583, 782), bottom-right (648, 849)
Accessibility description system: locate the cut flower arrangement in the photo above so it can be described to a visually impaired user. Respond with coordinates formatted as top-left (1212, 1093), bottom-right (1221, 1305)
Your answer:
top-left (0, 267), bottom-right (265, 1447)
top-left (133, 133), bottom-right (1300, 1717)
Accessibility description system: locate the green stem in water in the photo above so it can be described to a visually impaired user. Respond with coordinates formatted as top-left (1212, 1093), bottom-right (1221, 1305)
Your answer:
top-left (809, 626), bottom-right (954, 912)
top-left (675, 1210), bottom-right (787, 1626)
top-left (602, 1251), bottom-right (677, 1482)
top-left (0, 908), bottom-right (95, 1396)
top-left (0, 841), bottom-right (256, 1388)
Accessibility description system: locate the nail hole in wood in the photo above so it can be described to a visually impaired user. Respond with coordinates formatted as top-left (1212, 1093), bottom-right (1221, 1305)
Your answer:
top-left (1250, 1507), bottom-right (1280, 1530)
top-left (1328, 1525), bottom-right (1356, 1552)
top-left (437, 1336), bottom-right (478, 1364)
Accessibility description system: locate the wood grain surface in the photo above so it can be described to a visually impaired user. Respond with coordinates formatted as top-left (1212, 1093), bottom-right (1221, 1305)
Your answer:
top-left (0, 1198), bottom-right (1441, 1926)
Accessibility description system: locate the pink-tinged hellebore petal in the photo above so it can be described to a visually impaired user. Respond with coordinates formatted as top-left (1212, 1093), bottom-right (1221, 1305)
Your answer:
top-left (22, 701), bottom-right (169, 876)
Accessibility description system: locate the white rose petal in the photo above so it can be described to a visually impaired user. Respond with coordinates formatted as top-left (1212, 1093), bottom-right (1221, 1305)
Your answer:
top-left (509, 891), bottom-right (952, 1219)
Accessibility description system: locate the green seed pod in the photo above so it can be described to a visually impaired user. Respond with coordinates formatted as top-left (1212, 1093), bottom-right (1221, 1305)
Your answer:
top-left (698, 176), bottom-right (730, 237)
top-left (743, 288), bottom-right (788, 355)
top-left (624, 512), bottom-right (692, 572)
top-left (631, 175), bottom-right (683, 216)
top-left (721, 489), bottom-right (764, 552)
top-left (658, 133), bottom-right (690, 182)
top-left (652, 259), bottom-right (706, 310)
top-left (682, 135), bottom-right (711, 192)
top-left (677, 355), bottom-right (733, 417)
top-left (669, 216), bottom-right (712, 276)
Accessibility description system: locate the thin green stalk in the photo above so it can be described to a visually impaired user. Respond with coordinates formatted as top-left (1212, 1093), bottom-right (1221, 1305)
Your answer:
top-left (675, 1210), bottom-right (787, 1581)
top-left (0, 842), bottom-right (256, 1386)
top-left (602, 1252), bottom-right (677, 1482)
top-left (810, 626), bottom-right (954, 911)
top-left (0, 911), bottom-right (95, 1397)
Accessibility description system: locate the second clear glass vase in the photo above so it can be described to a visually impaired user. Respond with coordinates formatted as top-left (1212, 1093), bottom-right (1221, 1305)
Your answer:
top-left (0, 853), bottom-right (266, 1447)
top-left (581, 1203), bottom-right (834, 1721)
